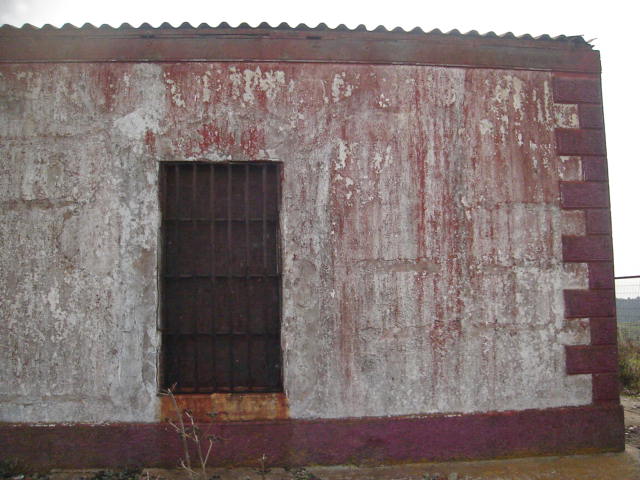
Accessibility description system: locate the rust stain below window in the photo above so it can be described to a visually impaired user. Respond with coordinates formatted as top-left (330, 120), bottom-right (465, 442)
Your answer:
top-left (159, 392), bottom-right (289, 422)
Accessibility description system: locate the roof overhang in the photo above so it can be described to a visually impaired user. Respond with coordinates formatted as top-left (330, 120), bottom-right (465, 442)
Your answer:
top-left (0, 23), bottom-right (600, 73)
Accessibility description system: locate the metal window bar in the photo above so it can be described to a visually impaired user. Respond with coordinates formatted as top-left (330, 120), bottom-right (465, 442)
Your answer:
top-left (244, 164), bottom-right (252, 389)
top-left (226, 163), bottom-right (234, 391)
top-left (191, 164), bottom-right (199, 389)
top-left (160, 162), bottom-right (282, 393)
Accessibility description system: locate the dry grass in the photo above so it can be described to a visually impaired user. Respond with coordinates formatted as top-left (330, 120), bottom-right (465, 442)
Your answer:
top-left (619, 336), bottom-right (640, 395)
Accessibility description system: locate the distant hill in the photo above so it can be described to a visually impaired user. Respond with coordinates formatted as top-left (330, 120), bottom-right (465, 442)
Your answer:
top-left (617, 297), bottom-right (640, 323)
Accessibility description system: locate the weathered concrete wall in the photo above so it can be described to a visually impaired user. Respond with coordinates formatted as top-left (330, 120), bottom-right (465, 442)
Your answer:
top-left (0, 65), bottom-right (161, 422)
top-left (0, 62), bottom-right (590, 423)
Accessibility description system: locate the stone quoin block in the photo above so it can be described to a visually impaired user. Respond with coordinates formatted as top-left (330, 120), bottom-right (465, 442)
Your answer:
top-left (581, 156), bottom-right (608, 182)
top-left (564, 289), bottom-right (616, 318)
top-left (588, 262), bottom-right (615, 289)
top-left (592, 373), bottom-right (620, 402)
top-left (590, 318), bottom-right (618, 345)
top-left (585, 209), bottom-right (612, 234)
top-left (565, 345), bottom-right (618, 374)
top-left (552, 76), bottom-right (602, 104)
top-left (562, 236), bottom-right (613, 262)
top-left (556, 129), bottom-right (606, 156)
top-left (560, 181), bottom-right (609, 209)
top-left (578, 104), bottom-right (605, 129)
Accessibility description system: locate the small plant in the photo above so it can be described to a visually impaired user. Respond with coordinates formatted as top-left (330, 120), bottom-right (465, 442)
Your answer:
top-left (0, 460), bottom-right (22, 479)
top-left (422, 474), bottom-right (446, 480)
top-left (619, 336), bottom-right (640, 394)
top-left (256, 454), bottom-right (270, 480)
top-left (290, 468), bottom-right (321, 480)
top-left (160, 385), bottom-right (222, 480)
top-left (423, 474), bottom-right (464, 480)
top-left (0, 459), bottom-right (49, 480)
top-left (80, 469), bottom-right (142, 480)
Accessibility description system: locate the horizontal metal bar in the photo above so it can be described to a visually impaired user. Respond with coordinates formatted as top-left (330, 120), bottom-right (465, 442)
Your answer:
top-left (163, 274), bottom-right (280, 279)
top-left (164, 218), bottom-right (278, 222)
top-left (173, 386), bottom-right (281, 394)
top-left (615, 275), bottom-right (640, 280)
top-left (163, 332), bottom-right (280, 338)
top-left (161, 160), bottom-right (283, 166)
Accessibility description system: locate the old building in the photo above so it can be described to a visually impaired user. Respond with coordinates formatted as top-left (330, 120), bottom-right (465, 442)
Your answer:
top-left (0, 23), bottom-right (622, 468)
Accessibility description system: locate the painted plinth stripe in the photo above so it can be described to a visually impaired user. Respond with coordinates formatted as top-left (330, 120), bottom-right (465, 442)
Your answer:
top-left (0, 404), bottom-right (624, 469)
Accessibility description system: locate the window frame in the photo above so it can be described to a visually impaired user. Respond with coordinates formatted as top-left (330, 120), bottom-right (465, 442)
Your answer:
top-left (158, 160), bottom-right (283, 394)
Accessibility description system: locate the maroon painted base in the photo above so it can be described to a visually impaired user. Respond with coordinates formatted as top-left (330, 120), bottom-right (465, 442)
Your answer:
top-left (0, 404), bottom-right (624, 469)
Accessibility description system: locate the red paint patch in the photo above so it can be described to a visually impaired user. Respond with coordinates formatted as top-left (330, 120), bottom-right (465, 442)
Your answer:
top-left (94, 67), bottom-right (120, 112)
top-left (144, 129), bottom-right (156, 155)
top-left (240, 126), bottom-right (266, 158)
top-left (255, 88), bottom-right (269, 110)
top-left (197, 122), bottom-right (236, 154)
top-left (172, 120), bottom-right (267, 160)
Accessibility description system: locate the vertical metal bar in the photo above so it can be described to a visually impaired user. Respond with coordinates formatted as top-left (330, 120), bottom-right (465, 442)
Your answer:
top-left (173, 163), bottom-right (181, 390)
top-left (160, 164), bottom-right (168, 388)
top-left (262, 166), bottom-right (268, 275)
top-left (192, 163), bottom-right (199, 392)
top-left (244, 163), bottom-right (252, 390)
top-left (261, 165), bottom-right (269, 388)
top-left (209, 165), bottom-right (216, 391)
top-left (227, 163), bottom-right (234, 391)
top-left (275, 164), bottom-right (281, 276)
top-left (175, 164), bottom-right (180, 220)
top-left (161, 165), bottom-right (167, 332)
top-left (275, 163), bottom-right (283, 389)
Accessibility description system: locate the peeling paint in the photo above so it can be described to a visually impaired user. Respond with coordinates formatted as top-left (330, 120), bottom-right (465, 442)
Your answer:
top-left (554, 103), bottom-right (580, 128)
top-left (0, 62), bottom-right (590, 423)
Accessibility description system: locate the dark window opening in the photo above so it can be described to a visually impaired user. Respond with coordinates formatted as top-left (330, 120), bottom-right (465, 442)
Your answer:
top-left (160, 162), bottom-right (282, 393)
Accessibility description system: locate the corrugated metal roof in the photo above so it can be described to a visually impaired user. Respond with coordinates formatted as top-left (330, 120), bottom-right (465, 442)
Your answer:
top-left (0, 21), bottom-right (590, 46)
top-left (0, 21), bottom-right (599, 71)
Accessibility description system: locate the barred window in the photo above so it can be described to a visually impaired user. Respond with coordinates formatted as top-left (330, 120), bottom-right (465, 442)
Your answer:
top-left (160, 162), bottom-right (282, 393)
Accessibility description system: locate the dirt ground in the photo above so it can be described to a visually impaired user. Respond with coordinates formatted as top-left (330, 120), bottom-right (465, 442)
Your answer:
top-left (623, 394), bottom-right (640, 449)
top-left (44, 452), bottom-right (640, 480)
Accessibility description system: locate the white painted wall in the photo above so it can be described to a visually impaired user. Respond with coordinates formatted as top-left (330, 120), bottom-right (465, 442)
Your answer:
top-left (0, 62), bottom-right (591, 422)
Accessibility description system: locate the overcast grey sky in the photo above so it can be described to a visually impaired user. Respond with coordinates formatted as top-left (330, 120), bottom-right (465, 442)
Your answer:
top-left (1, 0), bottom-right (637, 276)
